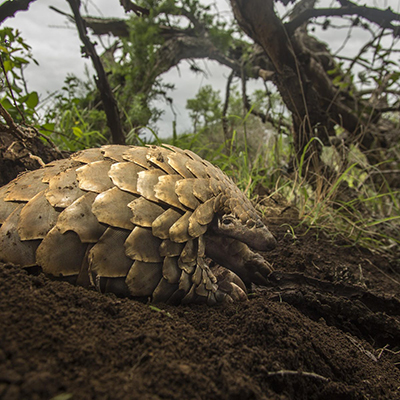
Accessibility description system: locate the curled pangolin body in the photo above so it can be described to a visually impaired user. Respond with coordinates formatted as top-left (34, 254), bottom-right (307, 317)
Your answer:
top-left (0, 144), bottom-right (276, 305)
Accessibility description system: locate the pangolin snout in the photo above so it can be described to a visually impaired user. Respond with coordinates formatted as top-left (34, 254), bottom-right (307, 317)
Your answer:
top-left (251, 225), bottom-right (277, 251)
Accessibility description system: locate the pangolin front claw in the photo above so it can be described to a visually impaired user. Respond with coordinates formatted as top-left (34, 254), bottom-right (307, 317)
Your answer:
top-left (211, 265), bottom-right (248, 303)
top-left (244, 253), bottom-right (273, 286)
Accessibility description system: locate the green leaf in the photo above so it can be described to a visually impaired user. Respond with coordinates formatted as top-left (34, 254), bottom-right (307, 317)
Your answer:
top-left (25, 91), bottom-right (39, 108)
top-left (332, 75), bottom-right (342, 85)
top-left (1, 97), bottom-right (13, 110)
top-left (13, 56), bottom-right (29, 64)
top-left (39, 122), bottom-right (56, 137)
top-left (72, 126), bottom-right (83, 138)
top-left (2, 59), bottom-right (12, 72)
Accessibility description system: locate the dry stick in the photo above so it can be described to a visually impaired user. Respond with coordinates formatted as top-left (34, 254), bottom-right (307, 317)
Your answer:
top-left (266, 370), bottom-right (330, 382)
top-left (221, 70), bottom-right (234, 146)
top-left (66, 0), bottom-right (125, 145)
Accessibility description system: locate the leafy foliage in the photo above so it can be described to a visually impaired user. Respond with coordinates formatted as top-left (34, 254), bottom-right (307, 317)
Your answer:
top-left (0, 27), bottom-right (39, 123)
top-left (41, 75), bottom-right (108, 151)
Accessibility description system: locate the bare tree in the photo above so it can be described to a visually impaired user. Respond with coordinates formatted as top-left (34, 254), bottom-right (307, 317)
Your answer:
top-left (229, 0), bottom-right (400, 187)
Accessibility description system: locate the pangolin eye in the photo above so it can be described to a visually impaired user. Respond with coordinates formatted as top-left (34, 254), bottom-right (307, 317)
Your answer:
top-left (222, 216), bottom-right (234, 225)
top-left (246, 219), bottom-right (256, 228)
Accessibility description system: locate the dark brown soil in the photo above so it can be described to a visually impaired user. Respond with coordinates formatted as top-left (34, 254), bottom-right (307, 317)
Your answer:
top-left (1, 219), bottom-right (400, 400)
top-left (0, 131), bottom-right (66, 187)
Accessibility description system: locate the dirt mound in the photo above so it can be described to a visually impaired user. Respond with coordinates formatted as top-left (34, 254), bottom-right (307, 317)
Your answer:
top-left (1, 222), bottom-right (399, 400)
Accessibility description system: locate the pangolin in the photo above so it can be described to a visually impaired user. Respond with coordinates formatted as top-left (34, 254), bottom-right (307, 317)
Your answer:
top-left (0, 144), bottom-right (276, 305)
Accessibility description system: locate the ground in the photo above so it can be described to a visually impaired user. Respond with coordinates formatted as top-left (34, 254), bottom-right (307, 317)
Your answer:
top-left (1, 219), bottom-right (399, 400)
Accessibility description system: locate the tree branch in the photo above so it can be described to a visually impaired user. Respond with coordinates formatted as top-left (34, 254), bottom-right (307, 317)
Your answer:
top-left (0, 0), bottom-right (37, 23)
top-left (66, 0), bottom-right (125, 145)
top-left (119, 0), bottom-right (149, 16)
top-left (286, 5), bottom-right (400, 36)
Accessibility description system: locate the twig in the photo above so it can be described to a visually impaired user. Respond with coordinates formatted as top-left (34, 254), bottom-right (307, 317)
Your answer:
top-left (266, 370), bottom-right (330, 382)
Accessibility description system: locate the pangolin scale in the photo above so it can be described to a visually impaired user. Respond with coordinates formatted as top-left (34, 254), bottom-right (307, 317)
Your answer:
top-left (0, 144), bottom-right (276, 305)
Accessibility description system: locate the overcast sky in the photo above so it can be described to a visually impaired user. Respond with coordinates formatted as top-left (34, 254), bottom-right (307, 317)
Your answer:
top-left (2, 0), bottom-right (399, 139)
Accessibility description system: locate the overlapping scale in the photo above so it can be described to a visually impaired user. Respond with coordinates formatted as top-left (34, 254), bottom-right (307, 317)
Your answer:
top-left (190, 197), bottom-right (215, 225)
top-left (167, 152), bottom-right (195, 179)
top-left (185, 158), bottom-right (209, 179)
top-left (128, 197), bottom-right (166, 228)
top-left (76, 160), bottom-right (114, 193)
top-left (122, 146), bottom-right (152, 169)
top-left (108, 162), bottom-right (145, 195)
top-left (152, 208), bottom-right (183, 239)
top-left (18, 190), bottom-right (60, 240)
top-left (57, 192), bottom-right (106, 243)
top-left (154, 174), bottom-right (185, 210)
top-left (0, 205), bottom-right (40, 266)
top-left (46, 167), bottom-right (85, 208)
top-left (180, 239), bottom-right (197, 264)
top-left (146, 146), bottom-right (176, 174)
top-left (126, 260), bottom-right (163, 297)
top-left (136, 169), bottom-right (165, 202)
top-left (159, 240), bottom-right (184, 257)
top-left (92, 187), bottom-right (137, 230)
top-left (101, 144), bottom-right (131, 162)
top-left (71, 147), bottom-right (104, 164)
top-left (88, 227), bottom-right (132, 278)
top-left (175, 179), bottom-right (200, 209)
top-left (4, 169), bottom-right (47, 202)
top-left (41, 159), bottom-right (75, 182)
top-left (169, 211), bottom-right (192, 243)
top-left (0, 183), bottom-right (20, 224)
top-left (125, 226), bottom-right (163, 262)
top-left (162, 256), bottom-right (181, 283)
top-left (151, 278), bottom-right (179, 303)
top-left (36, 226), bottom-right (87, 276)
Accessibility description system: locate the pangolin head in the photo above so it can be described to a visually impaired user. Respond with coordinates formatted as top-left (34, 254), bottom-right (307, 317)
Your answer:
top-left (211, 185), bottom-right (276, 251)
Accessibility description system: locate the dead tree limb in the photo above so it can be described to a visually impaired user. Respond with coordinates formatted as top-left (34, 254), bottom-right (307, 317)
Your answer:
top-left (222, 70), bottom-right (234, 145)
top-left (66, 0), bottom-right (125, 145)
